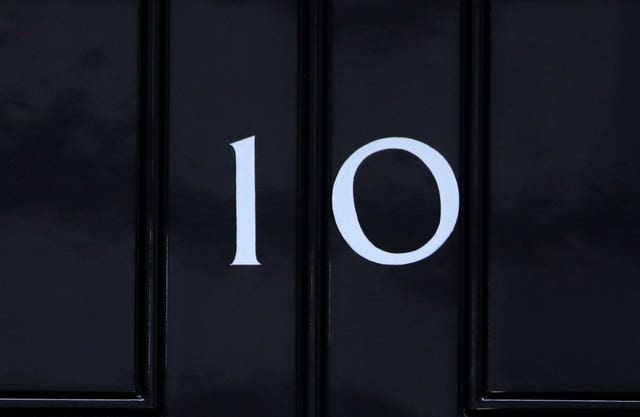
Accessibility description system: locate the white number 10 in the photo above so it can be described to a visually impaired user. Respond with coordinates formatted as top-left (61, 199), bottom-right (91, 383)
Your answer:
top-left (230, 136), bottom-right (459, 266)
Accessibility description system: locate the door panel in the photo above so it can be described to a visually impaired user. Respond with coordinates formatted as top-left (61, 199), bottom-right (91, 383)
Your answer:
top-left (167, 1), bottom-right (298, 416)
top-left (327, 1), bottom-right (461, 416)
top-left (487, 0), bottom-right (640, 394)
top-left (0, 0), bottom-right (140, 401)
top-left (469, 0), bottom-right (640, 411)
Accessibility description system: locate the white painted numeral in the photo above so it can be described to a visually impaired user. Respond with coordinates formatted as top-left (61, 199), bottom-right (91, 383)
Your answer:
top-left (230, 136), bottom-right (260, 266)
top-left (230, 136), bottom-right (458, 266)
top-left (331, 137), bottom-right (459, 265)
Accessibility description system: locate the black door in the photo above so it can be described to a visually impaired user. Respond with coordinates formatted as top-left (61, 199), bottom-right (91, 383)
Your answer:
top-left (0, 0), bottom-right (639, 416)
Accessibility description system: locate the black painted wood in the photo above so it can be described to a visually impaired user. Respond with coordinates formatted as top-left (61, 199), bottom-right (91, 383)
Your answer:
top-left (167, 1), bottom-right (299, 417)
top-left (468, 0), bottom-right (640, 412)
top-left (1, 1), bottom-right (639, 416)
top-left (326, 2), bottom-right (462, 417)
top-left (298, 1), bottom-right (331, 417)
top-left (0, 0), bottom-right (164, 410)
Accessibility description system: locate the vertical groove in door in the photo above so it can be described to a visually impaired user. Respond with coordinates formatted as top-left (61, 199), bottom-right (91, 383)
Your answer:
top-left (134, 0), bottom-right (167, 411)
top-left (144, 0), bottom-right (169, 411)
top-left (137, 0), bottom-right (168, 409)
top-left (297, 0), bottom-right (331, 416)
top-left (465, 0), bottom-right (490, 412)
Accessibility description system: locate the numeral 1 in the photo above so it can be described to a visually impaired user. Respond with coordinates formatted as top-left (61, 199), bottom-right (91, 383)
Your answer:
top-left (230, 136), bottom-right (260, 266)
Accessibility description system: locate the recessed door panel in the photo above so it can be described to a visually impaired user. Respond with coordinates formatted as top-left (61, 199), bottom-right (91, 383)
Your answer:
top-left (167, 1), bottom-right (298, 416)
top-left (474, 0), bottom-right (640, 409)
top-left (327, 2), bottom-right (462, 416)
top-left (0, 0), bottom-right (140, 396)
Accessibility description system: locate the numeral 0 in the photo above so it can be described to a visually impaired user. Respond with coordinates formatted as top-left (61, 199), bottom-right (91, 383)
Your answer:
top-left (231, 136), bottom-right (459, 266)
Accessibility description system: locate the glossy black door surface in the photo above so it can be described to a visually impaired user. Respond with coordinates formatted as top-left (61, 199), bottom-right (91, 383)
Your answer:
top-left (0, 0), bottom-right (139, 397)
top-left (326, 1), bottom-right (461, 416)
top-left (1, 0), bottom-right (640, 416)
top-left (168, 1), bottom-right (298, 416)
top-left (471, 0), bottom-right (640, 410)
